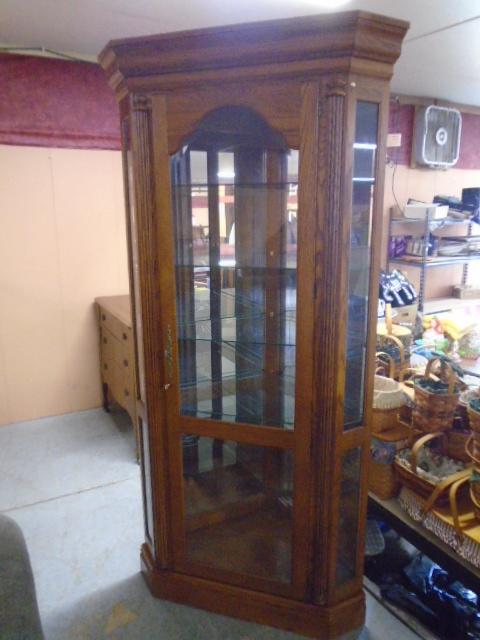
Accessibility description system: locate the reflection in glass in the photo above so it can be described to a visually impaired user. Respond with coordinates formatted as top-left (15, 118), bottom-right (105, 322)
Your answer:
top-left (171, 107), bottom-right (298, 429)
top-left (335, 447), bottom-right (361, 585)
top-left (123, 119), bottom-right (146, 403)
top-left (182, 436), bottom-right (293, 583)
top-left (344, 102), bottom-right (379, 429)
top-left (139, 417), bottom-right (154, 542)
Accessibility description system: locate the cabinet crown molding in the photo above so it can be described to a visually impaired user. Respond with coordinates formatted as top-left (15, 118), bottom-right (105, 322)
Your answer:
top-left (99, 11), bottom-right (408, 98)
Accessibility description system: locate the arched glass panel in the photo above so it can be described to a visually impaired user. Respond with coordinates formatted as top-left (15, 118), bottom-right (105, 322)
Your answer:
top-left (171, 107), bottom-right (298, 430)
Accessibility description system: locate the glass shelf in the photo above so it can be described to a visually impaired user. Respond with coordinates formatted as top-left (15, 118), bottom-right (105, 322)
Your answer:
top-left (181, 336), bottom-right (296, 348)
top-left (175, 181), bottom-right (298, 188)
top-left (181, 379), bottom-right (295, 428)
top-left (175, 264), bottom-right (298, 270)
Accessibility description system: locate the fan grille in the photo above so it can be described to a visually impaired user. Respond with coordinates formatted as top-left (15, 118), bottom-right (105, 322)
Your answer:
top-left (416, 106), bottom-right (462, 167)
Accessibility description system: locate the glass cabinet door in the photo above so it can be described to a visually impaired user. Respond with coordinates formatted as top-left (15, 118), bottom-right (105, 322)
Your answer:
top-left (170, 107), bottom-right (298, 588)
top-left (171, 107), bottom-right (298, 430)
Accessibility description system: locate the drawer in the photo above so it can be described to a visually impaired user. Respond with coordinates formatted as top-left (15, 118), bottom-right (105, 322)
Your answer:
top-left (120, 337), bottom-right (135, 370)
top-left (99, 306), bottom-right (133, 348)
top-left (100, 327), bottom-right (121, 363)
top-left (101, 352), bottom-right (114, 385)
top-left (110, 365), bottom-right (135, 413)
top-left (119, 348), bottom-right (135, 388)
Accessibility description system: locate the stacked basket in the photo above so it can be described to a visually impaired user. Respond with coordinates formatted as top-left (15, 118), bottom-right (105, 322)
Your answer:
top-left (376, 303), bottom-right (412, 380)
top-left (411, 358), bottom-right (460, 434)
top-left (467, 398), bottom-right (480, 518)
top-left (394, 358), bottom-right (471, 506)
top-left (369, 370), bottom-right (410, 499)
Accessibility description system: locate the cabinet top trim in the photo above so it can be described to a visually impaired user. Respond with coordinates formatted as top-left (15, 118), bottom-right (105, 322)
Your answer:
top-left (99, 11), bottom-right (408, 99)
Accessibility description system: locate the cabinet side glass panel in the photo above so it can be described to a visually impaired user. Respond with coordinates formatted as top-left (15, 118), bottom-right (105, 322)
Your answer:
top-left (335, 447), bottom-right (361, 585)
top-left (123, 119), bottom-right (146, 403)
top-left (139, 417), bottom-right (154, 543)
top-left (344, 102), bottom-right (379, 429)
top-left (182, 435), bottom-right (293, 583)
top-left (171, 107), bottom-right (298, 429)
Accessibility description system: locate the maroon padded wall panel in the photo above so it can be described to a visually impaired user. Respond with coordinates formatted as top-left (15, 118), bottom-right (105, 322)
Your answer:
top-left (0, 53), bottom-right (120, 150)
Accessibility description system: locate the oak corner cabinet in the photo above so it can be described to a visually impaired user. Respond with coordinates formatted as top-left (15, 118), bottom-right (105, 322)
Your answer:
top-left (100, 11), bottom-right (408, 639)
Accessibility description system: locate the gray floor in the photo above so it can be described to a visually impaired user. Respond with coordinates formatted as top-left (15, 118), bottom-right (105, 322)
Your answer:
top-left (0, 408), bottom-right (422, 639)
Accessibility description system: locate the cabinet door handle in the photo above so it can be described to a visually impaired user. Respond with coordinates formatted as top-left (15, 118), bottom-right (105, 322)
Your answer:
top-left (122, 332), bottom-right (128, 341)
top-left (104, 363), bottom-right (108, 370)
top-left (124, 389), bottom-right (129, 397)
top-left (101, 313), bottom-right (106, 321)
top-left (103, 337), bottom-right (107, 344)
top-left (123, 359), bottom-right (128, 367)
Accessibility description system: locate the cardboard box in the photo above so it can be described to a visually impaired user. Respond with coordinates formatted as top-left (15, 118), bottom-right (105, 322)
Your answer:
top-left (452, 285), bottom-right (480, 300)
top-left (392, 303), bottom-right (418, 325)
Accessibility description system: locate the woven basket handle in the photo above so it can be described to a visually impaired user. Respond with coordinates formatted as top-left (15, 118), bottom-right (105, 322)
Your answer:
top-left (386, 303), bottom-right (393, 335)
top-left (380, 333), bottom-right (406, 364)
top-left (449, 475), bottom-right (471, 537)
top-left (411, 432), bottom-right (444, 474)
top-left (470, 485), bottom-right (480, 517)
top-left (424, 357), bottom-right (457, 394)
top-left (398, 367), bottom-right (422, 384)
top-left (465, 435), bottom-right (480, 465)
top-left (376, 351), bottom-right (396, 379)
top-left (423, 468), bottom-right (471, 516)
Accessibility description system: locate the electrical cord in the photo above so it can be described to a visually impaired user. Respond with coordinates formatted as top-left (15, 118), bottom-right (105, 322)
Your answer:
top-left (388, 96), bottom-right (403, 214)
top-left (391, 159), bottom-right (403, 213)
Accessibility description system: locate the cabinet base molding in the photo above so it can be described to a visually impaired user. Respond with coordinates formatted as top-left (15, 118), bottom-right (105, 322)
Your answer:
top-left (140, 544), bottom-right (365, 639)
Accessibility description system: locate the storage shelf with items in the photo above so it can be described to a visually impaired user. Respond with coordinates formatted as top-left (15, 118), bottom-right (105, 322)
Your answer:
top-left (388, 209), bottom-right (480, 312)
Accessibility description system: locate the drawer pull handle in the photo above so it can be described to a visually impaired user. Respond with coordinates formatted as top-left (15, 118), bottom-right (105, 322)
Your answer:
top-left (123, 359), bottom-right (129, 367)
top-left (101, 314), bottom-right (106, 321)
top-left (122, 332), bottom-right (128, 341)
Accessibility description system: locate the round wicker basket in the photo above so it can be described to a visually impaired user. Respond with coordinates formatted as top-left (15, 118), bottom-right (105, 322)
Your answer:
top-left (412, 358), bottom-right (460, 433)
top-left (372, 374), bottom-right (406, 433)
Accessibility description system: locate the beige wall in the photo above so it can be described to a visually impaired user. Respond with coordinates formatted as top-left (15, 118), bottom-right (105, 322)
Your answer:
top-left (0, 145), bottom-right (129, 426)
top-left (383, 164), bottom-right (480, 300)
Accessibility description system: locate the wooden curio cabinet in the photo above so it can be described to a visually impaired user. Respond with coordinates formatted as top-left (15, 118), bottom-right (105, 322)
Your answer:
top-left (100, 11), bottom-right (408, 639)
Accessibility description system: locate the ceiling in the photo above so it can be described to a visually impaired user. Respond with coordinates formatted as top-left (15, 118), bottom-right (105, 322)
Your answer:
top-left (1, 0), bottom-right (480, 105)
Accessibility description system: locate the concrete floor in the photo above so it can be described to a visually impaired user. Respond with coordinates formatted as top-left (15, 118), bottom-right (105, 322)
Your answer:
top-left (0, 408), bottom-right (422, 639)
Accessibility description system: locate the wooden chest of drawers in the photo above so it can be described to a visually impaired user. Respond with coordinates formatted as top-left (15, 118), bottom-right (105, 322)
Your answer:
top-left (95, 295), bottom-right (139, 456)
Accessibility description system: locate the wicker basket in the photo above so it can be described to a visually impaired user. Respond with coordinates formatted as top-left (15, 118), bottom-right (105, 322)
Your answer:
top-left (412, 358), bottom-right (460, 433)
top-left (376, 333), bottom-right (409, 380)
top-left (369, 459), bottom-right (400, 499)
top-left (447, 429), bottom-right (472, 463)
top-left (372, 373), bottom-right (407, 434)
top-left (465, 433), bottom-right (480, 467)
top-left (394, 432), bottom-right (469, 507)
top-left (369, 425), bottom-right (411, 499)
top-left (377, 304), bottom-right (413, 351)
top-left (465, 435), bottom-right (480, 469)
top-left (468, 404), bottom-right (480, 433)
top-left (458, 390), bottom-right (480, 429)
top-left (470, 486), bottom-right (480, 520)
